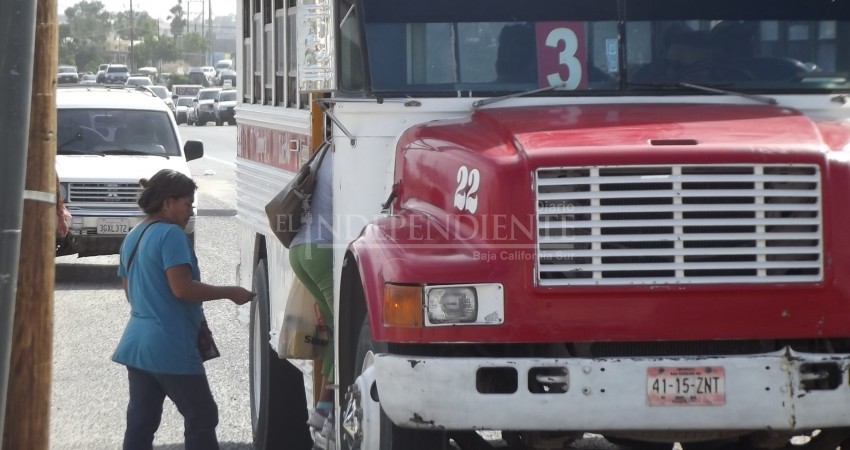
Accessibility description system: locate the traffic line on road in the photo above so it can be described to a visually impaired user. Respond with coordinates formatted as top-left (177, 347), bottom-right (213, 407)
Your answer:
top-left (203, 155), bottom-right (236, 167)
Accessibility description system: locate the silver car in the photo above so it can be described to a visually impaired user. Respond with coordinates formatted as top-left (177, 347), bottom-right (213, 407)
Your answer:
top-left (79, 73), bottom-right (97, 85)
top-left (175, 96), bottom-right (194, 125)
top-left (57, 65), bottom-right (79, 84)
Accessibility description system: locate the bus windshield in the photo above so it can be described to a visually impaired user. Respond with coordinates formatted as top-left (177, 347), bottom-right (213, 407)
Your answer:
top-left (360, 0), bottom-right (850, 95)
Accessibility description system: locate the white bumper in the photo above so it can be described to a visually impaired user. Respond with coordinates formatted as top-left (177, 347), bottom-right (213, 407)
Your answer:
top-left (374, 349), bottom-right (850, 431)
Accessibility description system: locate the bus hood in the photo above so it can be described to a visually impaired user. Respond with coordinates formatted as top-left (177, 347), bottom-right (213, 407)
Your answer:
top-left (468, 103), bottom-right (832, 158)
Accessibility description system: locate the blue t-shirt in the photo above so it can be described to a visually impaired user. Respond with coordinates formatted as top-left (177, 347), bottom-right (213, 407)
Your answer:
top-left (113, 221), bottom-right (205, 375)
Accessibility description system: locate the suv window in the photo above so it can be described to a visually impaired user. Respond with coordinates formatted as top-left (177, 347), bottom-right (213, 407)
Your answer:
top-left (219, 91), bottom-right (237, 101)
top-left (57, 109), bottom-right (180, 157)
top-left (107, 65), bottom-right (129, 73)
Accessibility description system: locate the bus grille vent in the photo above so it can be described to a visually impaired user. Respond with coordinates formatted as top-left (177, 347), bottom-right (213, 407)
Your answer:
top-left (535, 165), bottom-right (822, 286)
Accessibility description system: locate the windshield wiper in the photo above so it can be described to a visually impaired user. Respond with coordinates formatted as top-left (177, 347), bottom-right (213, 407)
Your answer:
top-left (57, 148), bottom-right (105, 156)
top-left (100, 149), bottom-right (170, 159)
top-left (472, 83), bottom-right (566, 109)
top-left (627, 81), bottom-right (778, 106)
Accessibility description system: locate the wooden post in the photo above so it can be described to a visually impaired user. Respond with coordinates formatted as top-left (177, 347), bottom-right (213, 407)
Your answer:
top-left (2, 0), bottom-right (57, 447)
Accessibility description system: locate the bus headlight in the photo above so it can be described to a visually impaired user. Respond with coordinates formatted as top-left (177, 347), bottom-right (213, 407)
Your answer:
top-left (427, 287), bottom-right (477, 324)
top-left (424, 284), bottom-right (504, 326)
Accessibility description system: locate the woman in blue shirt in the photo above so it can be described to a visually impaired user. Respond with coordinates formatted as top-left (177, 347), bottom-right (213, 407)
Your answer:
top-left (114, 169), bottom-right (255, 450)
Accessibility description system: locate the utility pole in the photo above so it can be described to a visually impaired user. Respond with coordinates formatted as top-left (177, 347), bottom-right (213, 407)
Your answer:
top-left (208, 0), bottom-right (212, 65)
top-left (2, 0), bottom-right (58, 446)
top-left (129, 0), bottom-right (134, 71)
top-left (187, 0), bottom-right (204, 65)
top-left (201, 0), bottom-right (205, 63)
top-left (0, 0), bottom-right (37, 442)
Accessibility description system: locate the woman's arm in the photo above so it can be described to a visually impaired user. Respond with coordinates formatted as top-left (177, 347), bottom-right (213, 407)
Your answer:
top-left (166, 264), bottom-right (255, 304)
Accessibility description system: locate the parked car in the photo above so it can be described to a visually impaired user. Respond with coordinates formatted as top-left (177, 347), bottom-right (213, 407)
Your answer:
top-left (145, 85), bottom-right (176, 117)
top-left (95, 63), bottom-right (109, 83)
top-left (175, 96), bottom-right (194, 125)
top-left (125, 76), bottom-right (153, 87)
top-left (137, 66), bottom-right (158, 81)
top-left (57, 65), bottom-right (79, 84)
top-left (216, 69), bottom-right (237, 87)
top-left (214, 59), bottom-right (233, 74)
top-left (55, 84), bottom-right (203, 257)
top-left (214, 89), bottom-right (237, 126)
top-left (187, 67), bottom-right (210, 86)
top-left (104, 64), bottom-right (130, 84)
top-left (192, 87), bottom-right (221, 126)
top-left (186, 101), bottom-right (198, 125)
top-left (79, 73), bottom-right (97, 85)
top-left (200, 66), bottom-right (217, 82)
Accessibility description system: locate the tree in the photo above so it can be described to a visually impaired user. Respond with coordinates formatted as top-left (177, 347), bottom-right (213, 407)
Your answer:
top-left (168, 0), bottom-right (187, 39)
top-left (113, 10), bottom-right (158, 41)
top-left (60, 1), bottom-right (113, 71)
top-left (181, 32), bottom-right (209, 54)
top-left (133, 35), bottom-right (181, 68)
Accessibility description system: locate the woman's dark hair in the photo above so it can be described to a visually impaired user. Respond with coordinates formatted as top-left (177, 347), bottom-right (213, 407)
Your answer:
top-left (137, 169), bottom-right (197, 214)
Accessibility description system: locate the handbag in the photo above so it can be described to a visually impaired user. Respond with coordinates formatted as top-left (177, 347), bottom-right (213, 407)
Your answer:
top-left (124, 221), bottom-right (220, 362)
top-left (197, 319), bottom-right (221, 361)
top-left (265, 143), bottom-right (330, 248)
top-left (278, 277), bottom-right (329, 360)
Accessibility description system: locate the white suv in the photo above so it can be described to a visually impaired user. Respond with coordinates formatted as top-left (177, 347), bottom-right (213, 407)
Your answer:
top-left (104, 64), bottom-right (130, 84)
top-left (56, 85), bottom-right (204, 257)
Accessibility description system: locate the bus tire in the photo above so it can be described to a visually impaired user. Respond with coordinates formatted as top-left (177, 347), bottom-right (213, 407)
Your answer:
top-left (249, 259), bottom-right (313, 450)
top-left (348, 317), bottom-right (446, 450)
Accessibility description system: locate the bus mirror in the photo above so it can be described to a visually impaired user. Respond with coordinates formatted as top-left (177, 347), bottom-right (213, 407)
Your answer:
top-left (297, 0), bottom-right (337, 92)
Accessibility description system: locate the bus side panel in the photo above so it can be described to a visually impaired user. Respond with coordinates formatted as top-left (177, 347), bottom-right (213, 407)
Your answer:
top-left (236, 118), bottom-right (310, 353)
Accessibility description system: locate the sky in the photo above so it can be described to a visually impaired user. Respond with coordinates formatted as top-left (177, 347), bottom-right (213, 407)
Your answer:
top-left (57, 0), bottom-right (236, 21)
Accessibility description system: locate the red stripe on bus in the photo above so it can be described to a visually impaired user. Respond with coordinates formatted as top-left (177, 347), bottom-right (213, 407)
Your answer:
top-left (237, 123), bottom-right (309, 172)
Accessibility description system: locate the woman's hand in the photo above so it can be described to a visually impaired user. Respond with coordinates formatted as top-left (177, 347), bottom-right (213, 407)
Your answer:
top-left (229, 287), bottom-right (257, 305)
top-left (167, 264), bottom-right (257, 304)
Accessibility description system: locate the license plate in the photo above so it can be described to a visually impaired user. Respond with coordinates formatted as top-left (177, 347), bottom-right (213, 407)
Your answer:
top-left (646, 366), bottom-right (725, 406)
top-left (96, 218), bottom-right (130, 235)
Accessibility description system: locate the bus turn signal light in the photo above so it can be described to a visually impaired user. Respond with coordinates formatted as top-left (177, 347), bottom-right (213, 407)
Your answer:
top-left (383, 284), bottom-right (423, 328)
